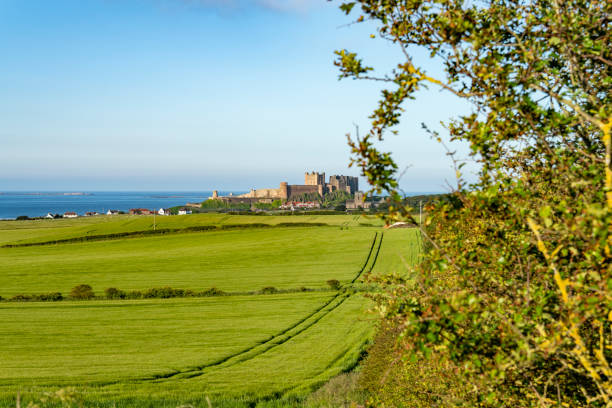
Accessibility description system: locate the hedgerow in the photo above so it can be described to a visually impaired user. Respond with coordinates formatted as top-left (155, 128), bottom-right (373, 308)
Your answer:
top-left (7, 292), bottom-right (63, 302)
top-left (70, 284), bottom-right (94, 300)
top-left (337, 0), bottom-right (611, 406)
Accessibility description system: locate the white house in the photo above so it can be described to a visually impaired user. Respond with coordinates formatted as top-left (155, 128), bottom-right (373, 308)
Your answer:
top-left (63, 212), bottom-right (78, 218)
top-left (158, 208), bottom-right (172, 216)
top-left (45, 212), bottom-right (54, 219)
top-left (106, 209), bottom-right (120, 215)
top-left (178, 208), bottom-right (192, 215)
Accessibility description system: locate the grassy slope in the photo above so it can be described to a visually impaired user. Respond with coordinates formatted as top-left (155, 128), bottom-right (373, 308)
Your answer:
top-left (0, 218), bottom-right (422, 407)
top-left (110, 295), bottom-right (375, 403)
top-left (371, 228), bottom-right (422, 276)
top-left (0, 227), bottom-right (376, 297)
top-left (0, 213), bottom-right (381, 246)
top-left (0, 293), bottom-right (332, 386)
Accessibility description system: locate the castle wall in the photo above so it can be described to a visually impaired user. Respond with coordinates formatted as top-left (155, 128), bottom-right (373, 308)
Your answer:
top-left (328, 175), bottom-right (358, 194)
top-left (286, 185), bottom-right (321, 199)
top-left (252, 188), bottom-right (283, 198)
top-left (211, 171), bottom-right (358, 204)
top-left (237, 188), bottom-right (284, 199)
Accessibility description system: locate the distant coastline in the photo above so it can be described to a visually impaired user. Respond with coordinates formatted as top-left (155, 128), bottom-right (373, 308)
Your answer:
top-left (0, 190), bottom-right (443, 220)
top-left (0, 192), bottom-right (92, 196)
top-left (0, 191), bottom-right (239, 220)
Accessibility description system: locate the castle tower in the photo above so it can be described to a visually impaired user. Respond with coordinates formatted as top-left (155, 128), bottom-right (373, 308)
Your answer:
top-left (317, 184), bottom-right (324, 196)
top-left (212, 190), bottom-right (218, 199)
top-left (279, 182), bottom-right (288, 200)
top-left (305, 171), bottom-right (325, 186)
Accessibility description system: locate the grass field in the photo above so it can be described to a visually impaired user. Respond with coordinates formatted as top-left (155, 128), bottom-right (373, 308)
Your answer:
top-left (370, 228), bottom-right (423, 276)
top-left (0, 293), bottom-right (334, 384)
top-left (0, 213), bottom-right (382, 246)
top-left (0, 227), bottom-right (377, 297)
top-left (0, 214), bottom-right (419, 407)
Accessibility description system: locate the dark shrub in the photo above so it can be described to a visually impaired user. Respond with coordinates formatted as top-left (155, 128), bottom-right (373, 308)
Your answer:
top-left (326, 279), bottom-right (341, 290)
top-left (34, 292), bottom-right (63, 301)
top-left (104, 287), bottom-right (126, 299)
top-left (142, 287), bottom-right (185, 298)
top-left (9, 294), bottom-right (33, 302)
top-left (259, 286), bottom-right (278, 295)
top-left (299, 286), bottom-right (312, 292)
top-left (199, 287), bottom-right (225, 297)
top-left (70, 284), bottom-right (94, 300)
top-left (16, 215), bottom-right (30, 220)
top-left (126, 290), bottom-right (142, 299)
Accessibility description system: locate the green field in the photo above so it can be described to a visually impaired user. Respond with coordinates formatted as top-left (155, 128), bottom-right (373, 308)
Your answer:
top-left (0, 214), bottom-right (419, 407)
top-left (0, 227), bottom-right (377, 296)
top-left (0, 213), bottom-right (382, 246)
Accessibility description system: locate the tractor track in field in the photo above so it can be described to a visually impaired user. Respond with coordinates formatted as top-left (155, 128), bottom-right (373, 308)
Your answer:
top-left (131, 232), bottom-right (385, 384)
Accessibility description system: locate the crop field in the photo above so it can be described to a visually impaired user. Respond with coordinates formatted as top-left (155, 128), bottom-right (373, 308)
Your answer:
top-left (370, 228), bottom-right (423, 276)
top-left (0, 213), bottom-right (382, 246)
top-left (0, 227), bottom-right (378, 296)
top-left (0, 215), bottom-right (420, 407)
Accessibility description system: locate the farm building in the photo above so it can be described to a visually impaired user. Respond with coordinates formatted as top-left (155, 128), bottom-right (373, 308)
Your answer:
top-left (129, 208), bottom-right (154, 215)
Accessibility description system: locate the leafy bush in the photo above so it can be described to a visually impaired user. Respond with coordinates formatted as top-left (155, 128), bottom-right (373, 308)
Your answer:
top-left (142, 287), bottom-right (185, 299)
top-left (35, 292), bottom-right (63, 301)
top-left (70, 284), bottom-right (94, 300)
top-left (358, 323), bottom-right (468, 407)
top-left (254, 200), bottom-right (282, 210)
top-left (199, 287), bottom-right (225, 297)
top-left (259, 286), bottom-right (278, 295)
top-left (126, 290), bottom-right (142, 299)
top-left (326, 279), bottom-right (341, 290)
top-left (9, 294), bottom-right (33, 302)
top-left (7, 292), bottom-right (63, 302)
top-left (104, 287), bottom-right (126, 299)
top-left (201, 199), bottom-right (251, 210)
top-left (338, 0), bottom-right (611, 406)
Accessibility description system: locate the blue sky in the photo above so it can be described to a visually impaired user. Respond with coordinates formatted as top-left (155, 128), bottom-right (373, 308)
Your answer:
top-left (0, 0), bottom-right (473, 192)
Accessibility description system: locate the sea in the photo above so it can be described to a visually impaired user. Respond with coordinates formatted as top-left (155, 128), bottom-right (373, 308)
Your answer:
top-left (0, 191), bottom-right (243, 220)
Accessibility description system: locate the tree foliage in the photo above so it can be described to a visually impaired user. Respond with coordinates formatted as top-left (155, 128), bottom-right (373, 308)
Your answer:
top-left (70, 284), bottom-right (94, 300)
top-left (335, 0), bottom-right (611, 406)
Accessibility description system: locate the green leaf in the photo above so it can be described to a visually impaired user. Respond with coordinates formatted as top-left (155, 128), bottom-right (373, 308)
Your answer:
top-left (339, 2), bottom-right (355, 15)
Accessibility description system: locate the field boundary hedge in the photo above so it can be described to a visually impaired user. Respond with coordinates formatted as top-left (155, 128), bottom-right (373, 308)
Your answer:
top-left (0, 285), bottom-right (334, 303)
top-left (0, 222), bottom-right (330, 248)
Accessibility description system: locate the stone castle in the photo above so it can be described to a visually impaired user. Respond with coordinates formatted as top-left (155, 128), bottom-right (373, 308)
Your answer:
top-left (211, 171), bottom-right (358, 204)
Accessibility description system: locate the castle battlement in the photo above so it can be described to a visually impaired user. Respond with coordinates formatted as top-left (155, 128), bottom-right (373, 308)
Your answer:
top-left (212, 170), bottom-right (358, 202)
